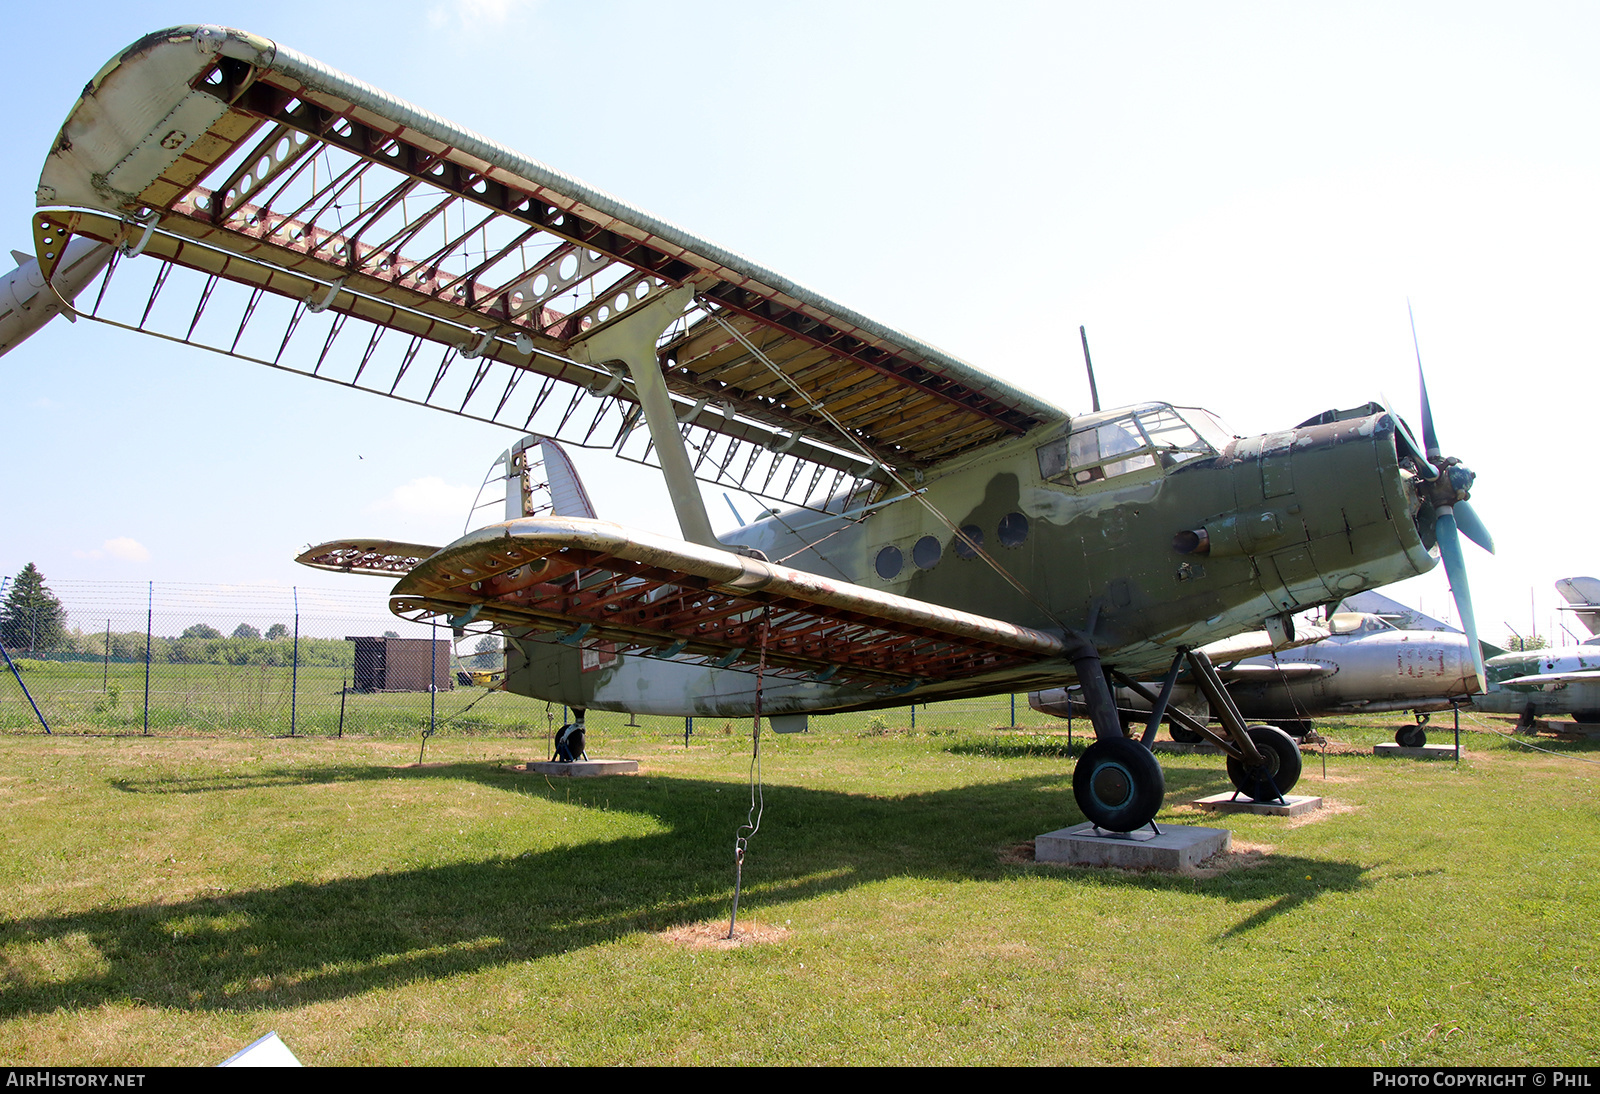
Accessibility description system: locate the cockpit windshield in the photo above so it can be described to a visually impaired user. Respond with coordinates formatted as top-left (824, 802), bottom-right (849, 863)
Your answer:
top-left (1036, 404), bottom-right (1232, 487)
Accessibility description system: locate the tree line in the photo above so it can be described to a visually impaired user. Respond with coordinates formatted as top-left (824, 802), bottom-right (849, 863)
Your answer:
top-left (2, 563), bottom-right (395, 667)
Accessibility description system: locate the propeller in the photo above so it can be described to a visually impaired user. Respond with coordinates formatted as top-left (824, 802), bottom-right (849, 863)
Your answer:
top-left (1409, 303), bottom-right (1493, 692)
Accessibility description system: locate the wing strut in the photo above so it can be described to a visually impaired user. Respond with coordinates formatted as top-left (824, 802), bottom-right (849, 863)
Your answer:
top-left (568, 285), bottom-right (716, 546)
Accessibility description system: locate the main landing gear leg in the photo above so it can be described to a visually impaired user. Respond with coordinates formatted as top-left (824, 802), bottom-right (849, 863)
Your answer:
top-left (1183, 650), bottom-right (1302, 802)
top-left (1068, 648), bottom-right (1165, 833)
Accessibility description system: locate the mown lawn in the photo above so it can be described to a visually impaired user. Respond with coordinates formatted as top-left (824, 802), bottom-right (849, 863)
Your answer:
top-left (0, 707), bottom-right (1593, 1066)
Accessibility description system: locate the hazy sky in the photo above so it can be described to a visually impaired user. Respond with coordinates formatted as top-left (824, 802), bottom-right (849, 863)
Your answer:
top-left (1, 1), bottom-right (1595, 643)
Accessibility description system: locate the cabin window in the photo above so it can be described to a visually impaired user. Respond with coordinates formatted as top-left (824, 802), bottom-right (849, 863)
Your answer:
top-left (998, 512), bottom-right (1029, 548)
top-left (1035, 404), bottom-right (1223, 487)
top-left (954, 524), bottom-right (983, 559)
top-left (912, 535), bottom-right (942, 570)
top-left (875, 545), bottom-right (902, 580)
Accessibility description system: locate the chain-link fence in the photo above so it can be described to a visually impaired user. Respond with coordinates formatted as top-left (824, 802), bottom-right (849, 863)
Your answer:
top-left (0, 578), bottom-right (528, 737)
top-left (0, 577), bottom-right (1059, 742)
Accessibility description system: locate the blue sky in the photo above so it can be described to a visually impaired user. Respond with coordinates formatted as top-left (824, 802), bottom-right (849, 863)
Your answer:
top-left (1, 1), bottom-right (1595, 642)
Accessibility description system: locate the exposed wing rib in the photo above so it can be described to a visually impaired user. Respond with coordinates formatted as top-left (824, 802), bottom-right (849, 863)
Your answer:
top-left (390, 517), bottom-right (1065, 687)
top-left (36, 24), bottom-right (1064, 481)
top-left (297, 539), bottom-right (441, 577)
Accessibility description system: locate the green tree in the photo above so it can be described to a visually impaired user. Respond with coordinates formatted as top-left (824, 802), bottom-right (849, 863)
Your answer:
top-left (181, 623), bottom-right (222, 640)
top-left (231, 623), bottom-right (261, 640)
top-left (1, 564), bottom-right (67, 652)
top-left (265, 623), bottom-right (289, 640)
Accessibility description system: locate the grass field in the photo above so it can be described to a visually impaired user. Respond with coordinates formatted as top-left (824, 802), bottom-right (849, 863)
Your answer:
top-left (0, 705), bottom-right (1595, 1066)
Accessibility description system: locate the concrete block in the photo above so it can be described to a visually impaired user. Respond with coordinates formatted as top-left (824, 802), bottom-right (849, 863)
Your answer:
top-left (1192, 792), bottom-right (1323, 817)
top-left (1035, 822), bottom-right (1229, 871)
top-left (523, 759), bottom-right (640, 777)
top-left (1373, 743), bottom-right (1461, 760)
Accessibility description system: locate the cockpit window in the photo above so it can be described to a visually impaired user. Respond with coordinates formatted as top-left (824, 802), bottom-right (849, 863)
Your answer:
top-left (1036, 404), bottom-right (1223, 486)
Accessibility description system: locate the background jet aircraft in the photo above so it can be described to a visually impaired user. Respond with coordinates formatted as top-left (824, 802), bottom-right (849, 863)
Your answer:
top-left (4, 24), bottom-right (1498, 831)
top-left (1472, 578), bottom-right (1600, 727)
top-left (1030, 610), bottom-right (1478, 746)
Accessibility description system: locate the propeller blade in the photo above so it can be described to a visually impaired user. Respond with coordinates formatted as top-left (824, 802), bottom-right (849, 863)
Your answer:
top-left (1454, 499), bottom-right (1496, 555)
top-left (1437, 509), bottom-right (1487, 693)
top-left (1378, 392), bottom-right (1437, 479)
top-left (1410, 301), bottom-right (1443, 461)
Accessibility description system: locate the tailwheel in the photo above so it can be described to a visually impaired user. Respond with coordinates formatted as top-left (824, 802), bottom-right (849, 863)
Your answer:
top-left (1395, 724), bottom-right (1426, 748)
top-left (1226, 725), bottom-right (1302, 802)
top-left (1073, 737), bottom-right (1165, 831)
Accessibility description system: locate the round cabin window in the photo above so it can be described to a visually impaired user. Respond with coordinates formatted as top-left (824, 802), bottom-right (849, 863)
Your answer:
top-left (998, 512), bottom-right (1029, 548)
top-left (875, 545), bottom-right (903, 580)
top-left (912, 535), bottom-right (942, 570)
top-left (954, 524), bottom-right (984, 559)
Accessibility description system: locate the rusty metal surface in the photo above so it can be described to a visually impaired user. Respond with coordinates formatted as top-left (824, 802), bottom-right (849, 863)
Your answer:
top-left (34, 24), bottom-right (1064, 496)
top-left (389, 517), bottom-right (1065, 685)
top-left (295, 539), bottom-right (441, 576)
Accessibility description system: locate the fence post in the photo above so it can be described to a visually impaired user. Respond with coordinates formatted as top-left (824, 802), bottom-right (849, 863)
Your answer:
top-left (143, 581), bottom-right (152, 736)
top-left (290, 587), bottom-right (299, 737)
top-left (1011, 693), bottom-right (1016, 727)
top-left (102, 620), bottom-right (110, 693)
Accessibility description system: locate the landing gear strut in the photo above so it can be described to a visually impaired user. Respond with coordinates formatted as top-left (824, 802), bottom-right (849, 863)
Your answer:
top-left (1068, 646), bottom-right (1166, 832)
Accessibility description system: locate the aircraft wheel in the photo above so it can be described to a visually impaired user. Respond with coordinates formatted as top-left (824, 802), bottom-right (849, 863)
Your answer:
top-left (1226, 725), bottom-right (1302, 800)
top-left (1073, 737), bottom-right (1165, 832)
top-left (1572, 711), bottom-right (1600, 725)
top-left (1169, 724), bottom-right (1204, 744)
top-left (1395, 724), bottom-right (1426, 748)
top-left (1274, 719), bottom-right (1313, 738)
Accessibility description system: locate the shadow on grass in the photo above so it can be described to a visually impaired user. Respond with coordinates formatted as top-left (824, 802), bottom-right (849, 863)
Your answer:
top-left (2, 758), bottom-right (1372, 1017)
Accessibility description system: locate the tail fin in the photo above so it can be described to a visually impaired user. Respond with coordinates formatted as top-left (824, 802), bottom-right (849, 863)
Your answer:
top-left (1556, 576), bottom-right (1600, 636)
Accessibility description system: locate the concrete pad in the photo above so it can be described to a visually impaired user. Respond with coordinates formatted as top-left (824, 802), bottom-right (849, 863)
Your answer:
top-left (1151, 741), bottom-right (1224, 755)
top-left (1192, 792), bottom-right (1323, 817)
top-left (1035, 822), bottom-right (1229, 871)
top-left (1373, 743), bottom-right (1462, 760)
top-left (522, 759), bottom-right (640, 777)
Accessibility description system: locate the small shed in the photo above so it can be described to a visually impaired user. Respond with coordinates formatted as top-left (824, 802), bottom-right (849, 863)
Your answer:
top-left (346, 636), bottom-right (453, 692)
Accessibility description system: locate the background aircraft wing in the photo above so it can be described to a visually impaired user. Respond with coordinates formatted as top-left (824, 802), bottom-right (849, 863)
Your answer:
top-left (1497, 670), bottom-right (1600, 689)
top-left (389, 516), bottom-right (1066, 688)
top-left (29, 25), bottom-right (1065, 511)
top-left (1214, 662), bottom-right (1336, 681)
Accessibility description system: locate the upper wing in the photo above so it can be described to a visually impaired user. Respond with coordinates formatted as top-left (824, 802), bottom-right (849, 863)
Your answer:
top-left (32, 25), bottom-right (1064, 509)
top-left (389, 516), bottom-right (1065, 688)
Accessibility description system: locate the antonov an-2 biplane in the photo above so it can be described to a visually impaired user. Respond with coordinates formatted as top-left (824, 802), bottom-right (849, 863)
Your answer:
top-left (4, 25), bottom-right (1495, 831)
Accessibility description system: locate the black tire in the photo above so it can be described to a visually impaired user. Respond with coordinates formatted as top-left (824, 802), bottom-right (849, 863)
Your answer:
top-left (1226, 725), bottom-right (1302, 800)
top-left (1572, 711), bottom-right (1600, 725)
top-left (1169, 724), bottom-right (1205, 744)
top-left (1395, 724), bottom-right (1426, 747)
top-left (1073, 737), bottom-right (1166, 831)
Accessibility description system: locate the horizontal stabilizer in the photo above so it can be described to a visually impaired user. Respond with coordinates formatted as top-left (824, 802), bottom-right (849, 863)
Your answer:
top-left (296, 539), bottom-right (442, 577)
